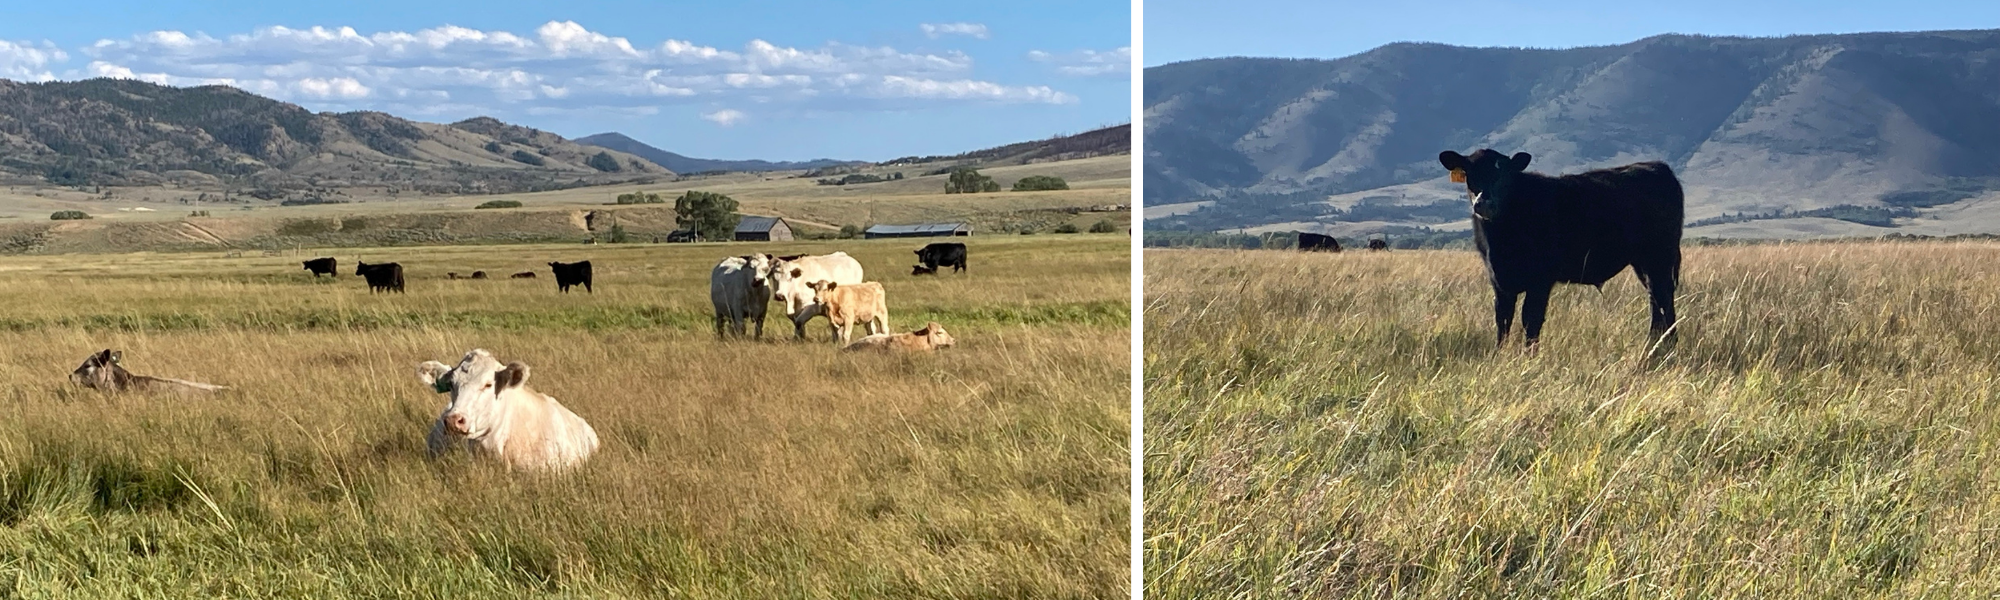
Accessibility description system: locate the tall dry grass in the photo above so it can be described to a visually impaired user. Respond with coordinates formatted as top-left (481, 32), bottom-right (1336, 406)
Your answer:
top-left (1146, 242), bottom-right (2000, 599)
top-left (0, 235), bottom-right (1129, 597)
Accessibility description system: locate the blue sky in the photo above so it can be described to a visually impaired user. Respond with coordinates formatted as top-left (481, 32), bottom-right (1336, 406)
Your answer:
top-left (0, 0), bottom-right (1130, 162)
top-left (1145, 0), bottom-right (2000, 66)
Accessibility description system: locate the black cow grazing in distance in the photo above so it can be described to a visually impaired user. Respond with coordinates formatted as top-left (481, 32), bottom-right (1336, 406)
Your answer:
top-left (355, 262), bottom-right (406, 294)
top-left (1439, 149), bottom-right (1684, 350)
top-left (1298, 232), bottom-right (1341, 252)
top-left (303, 257), bottom-right (337, 277)
top-left (511, 271), bottom-right (537, 279)
top-left (471, 271), bottom-right (488, 279)
top-left (1368, 239), bottom-right (1389, 251)
top-left (549, 261), bottom-right (593, 293)
top-left (913, 242), bottom-right (968, 273)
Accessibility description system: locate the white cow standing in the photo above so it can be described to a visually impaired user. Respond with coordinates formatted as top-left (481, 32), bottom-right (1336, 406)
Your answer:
top-left (768, 252), bottom-right (865, 340)
top-left (711, 253), bottom-right (775, 339)
top-left (417, 349), bottom-right (599, 471)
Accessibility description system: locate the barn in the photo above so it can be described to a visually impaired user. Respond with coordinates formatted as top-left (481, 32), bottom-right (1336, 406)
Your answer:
top-left (734, 216), bottom-right (794, 242)
top-left (864, 223), bottom-right (973, 239)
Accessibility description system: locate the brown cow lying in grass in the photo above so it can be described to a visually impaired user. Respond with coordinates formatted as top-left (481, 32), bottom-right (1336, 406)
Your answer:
top-left (804, 280), bottom-right (889, 344)
top-left (69, 349), bottom-right (227, 393)
top-left (844, 322), bottom-right (956, 352)
top-left (417, 349), bottom-right (599, 471)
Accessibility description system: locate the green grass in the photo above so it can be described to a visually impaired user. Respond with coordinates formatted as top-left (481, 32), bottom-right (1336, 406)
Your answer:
top-left (1145, 242), bottom-right (2000, 599)
top-left (0, 235), bottom-right (1129, 598)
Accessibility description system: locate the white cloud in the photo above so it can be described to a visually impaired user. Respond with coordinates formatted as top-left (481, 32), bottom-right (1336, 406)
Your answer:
top-left (54, 21), bottom-right (1067, 116)
top-left (1028, 46), bottom-right (1130, 77)
top-left (920, 23), bottom-right (989, 40)
top-left (0, 39), bottom-right (69, 81)
top-left (702, 109), bottom-right (745, 126)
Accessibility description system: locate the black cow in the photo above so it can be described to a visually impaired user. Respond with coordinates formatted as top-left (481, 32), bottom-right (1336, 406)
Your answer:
top-left (914, 242), bottom-right (968, 273)
top-left (511, 271), bottom-right (537, 279)
top-left (471, 271), bottom-right (488, 279)
top-left (303, 257), bottom-right (337, 277)
top-left (549, 261), bottom-right (593, 293)
top-left (355, 262), bottom-right (406, 294)
top-left (1298, 232), bottom-right (1341, 252)
top-left (1439, 149), bottom-right (1683, 349)
top-left (1368, 239), bottom-right (1389, 251)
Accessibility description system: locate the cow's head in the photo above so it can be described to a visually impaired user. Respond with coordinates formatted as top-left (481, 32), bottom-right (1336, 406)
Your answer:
top-left (70, 349), bottom-right (126, 387)
top-left (915, 322), bottom-right (955, 349)
top-left (417, 349), bottom-right (530, 440)
top-left (354, 262), bottom-right (369, 276)
top-left (1439, 149), bottom-right (1532, 221)
top-left (770, 262), bottom-right (818, 316)
top-left (743, 254), bottom-right (775, 290)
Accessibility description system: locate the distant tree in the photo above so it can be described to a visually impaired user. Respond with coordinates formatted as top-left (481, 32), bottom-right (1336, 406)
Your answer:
top-left (1089, 219), bottom-right (1118, 233)
top-left (839, 224), bottom-right (863, 239)
top-left (587, 151), bottom-right (622, 172)
top-left (1012, 175), bottom-right (1070, 192)
top-left (483, 141), bottom-right (503, 154)
top-left (1054, 223), bottom-right (1081, 234)
top-left (616, 192), bottom-right (665, 204)
top-left (509, 150), bottom-right (545, 166)
top-left (608, 223), bottom-right (630, 243)
top-left (476, 200), bottom-right (522, 209)
top-left (945, 168), bottom-right (1000, 194)
top-left (50, 210), bottom-right (92, 220)
top-left (674, 191), bottom-right (740, 242)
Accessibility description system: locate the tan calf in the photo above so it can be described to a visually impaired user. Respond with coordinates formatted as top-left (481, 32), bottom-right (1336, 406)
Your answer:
top-left (803, 280), bottom-right (889, 344)
top-left (70, 349), bottom-right (227, 393)
top-left (843, 322), bottom-right (956, 352)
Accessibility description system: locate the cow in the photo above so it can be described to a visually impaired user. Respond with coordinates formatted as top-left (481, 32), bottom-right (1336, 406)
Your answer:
top-left (843, 322), bottom-right (956, 352)
top-left (355, 262), bottom-right (406, 293)
top-left (416, 349), bottom-right (599, 471)
top-left (549, 261), bottom-right (593, 293)
top-left (1368, 239), bottom-right (1389, 251)
top-left (803, 280), bottom-right (888, 345)
top-left (1299, 232), bottom-right (1341, 252)
top-left (448, 272), bottom-right (462, 280)
top-left (302, 257), bottom-right (338, 278)
top-left (913, 242), bottom-right (968, 273)
top-left (769, 252), bottom-right (865, 339)
top-left (1439, 149), bottom-right (1683, 350)
top-left (471, 271), bottom-right (488, 279)
top-left (911, 265), bottom-right (937, 276)
top-left (510, 271), bottom-right (537, 279)
top-left (70, 349), bottom-right (227, 393)
top-left (710, 254), bottom-right (775, 339)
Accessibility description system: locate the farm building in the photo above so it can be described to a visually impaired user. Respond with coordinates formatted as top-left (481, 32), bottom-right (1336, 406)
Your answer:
top-left (734, 216), bottom-right (794, 241)
top-left (864, 223), bottom-right (972, 239)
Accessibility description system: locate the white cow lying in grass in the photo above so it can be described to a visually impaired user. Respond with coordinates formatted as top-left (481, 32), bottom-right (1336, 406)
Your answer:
top-left (417, 349), bottom-right (599, 471)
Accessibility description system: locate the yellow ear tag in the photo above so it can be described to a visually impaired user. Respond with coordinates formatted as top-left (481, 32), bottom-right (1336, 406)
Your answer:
top-left (1449, 169), bottom-right (1466, 183)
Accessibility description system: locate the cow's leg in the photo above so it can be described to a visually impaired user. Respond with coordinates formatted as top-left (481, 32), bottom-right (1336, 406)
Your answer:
top-left (753, 313), bottom-right (765, 340)
top-left (1493, 288), bottom-right (1517, 347)
top-left (1520, 283), bottom-right (1554, 350)
top-left (1635, 258), bottom-right (1679, 343)
top-left (714, 311), bottom-right (726, 339)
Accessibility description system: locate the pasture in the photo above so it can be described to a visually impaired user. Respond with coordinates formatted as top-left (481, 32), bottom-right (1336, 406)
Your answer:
top-left (1146, 242), bottom-right (2000, 598)
top-left (0, 234), bottom-right (1129, 597)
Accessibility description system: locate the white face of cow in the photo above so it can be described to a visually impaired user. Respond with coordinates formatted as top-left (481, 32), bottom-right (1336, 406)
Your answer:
top-left (417, 349), bottom-right (529, 440)
top-left (746, 254), bottom-right (775, 291)
top-left (770, 261), bottom-right (817, 316)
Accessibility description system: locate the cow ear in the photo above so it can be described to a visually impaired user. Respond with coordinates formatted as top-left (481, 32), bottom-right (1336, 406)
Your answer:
top-left (418, 361), bottom-right (453, 392)
top-left (1438, 151), bottom-right (1469, 172)
top-left (499, 362), bottom-right (531, 389)
top-left (1506, 152), bottom-right (1532, 171)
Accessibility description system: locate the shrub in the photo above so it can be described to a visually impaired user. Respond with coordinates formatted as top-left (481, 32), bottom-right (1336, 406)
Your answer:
top-left (587, 152), bottom-right (622, 172)
top-left (476, 200), bottom-right (522, 209)
top-left (615, 192), bottom-right (664, 205)
top-left (839, 225), bottom-right (863, 239)
top-left (50, 210), bottom-right (91, 220)
top-left (1013, 175), bottom-right (1070, 192)
top-left (509, 150), bottom-right (545, 166)
top-left (1089, 219), bottom-right (1118, 233)
top-left (1054, 223), bottom-right (1082, 234)
top-left (945, 168), bottom-right (1001, 194)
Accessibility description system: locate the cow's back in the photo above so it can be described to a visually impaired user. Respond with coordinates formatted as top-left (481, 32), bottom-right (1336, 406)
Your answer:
top-left (491, 389), bottom-right (599, 470)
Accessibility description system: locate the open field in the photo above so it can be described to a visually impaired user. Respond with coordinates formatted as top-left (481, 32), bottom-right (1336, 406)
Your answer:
top-left (1146, 243), bottom-right (2000, 598)
top-left (0, 235), bottom-right (1128, 597)
top-left (0, 154), bottom-right (1131, 254)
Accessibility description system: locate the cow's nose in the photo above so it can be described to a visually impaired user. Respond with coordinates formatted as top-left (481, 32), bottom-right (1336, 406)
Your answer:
top-left (446, 414), bottom-right (469, 435)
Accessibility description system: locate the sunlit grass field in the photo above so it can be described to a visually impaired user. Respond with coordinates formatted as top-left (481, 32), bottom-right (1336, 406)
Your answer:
top-left (1145, 242), bottom-right (2000, 598)
top-left (0, 234), bottom-right (1129, 598)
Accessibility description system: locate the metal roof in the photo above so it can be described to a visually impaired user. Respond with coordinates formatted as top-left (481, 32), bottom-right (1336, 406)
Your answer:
top-left (864, 223), bottom-right (969, 234)
top-left (735, 216), bottom-right (784, 233)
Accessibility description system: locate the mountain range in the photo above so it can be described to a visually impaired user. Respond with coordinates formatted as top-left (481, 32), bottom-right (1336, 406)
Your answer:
top-left (1144, 29), bottom-right (2000, 238)
top-left (572, 132), bottom-right (860, 174)
top-left (0, 78), bottom-right (670, 195)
